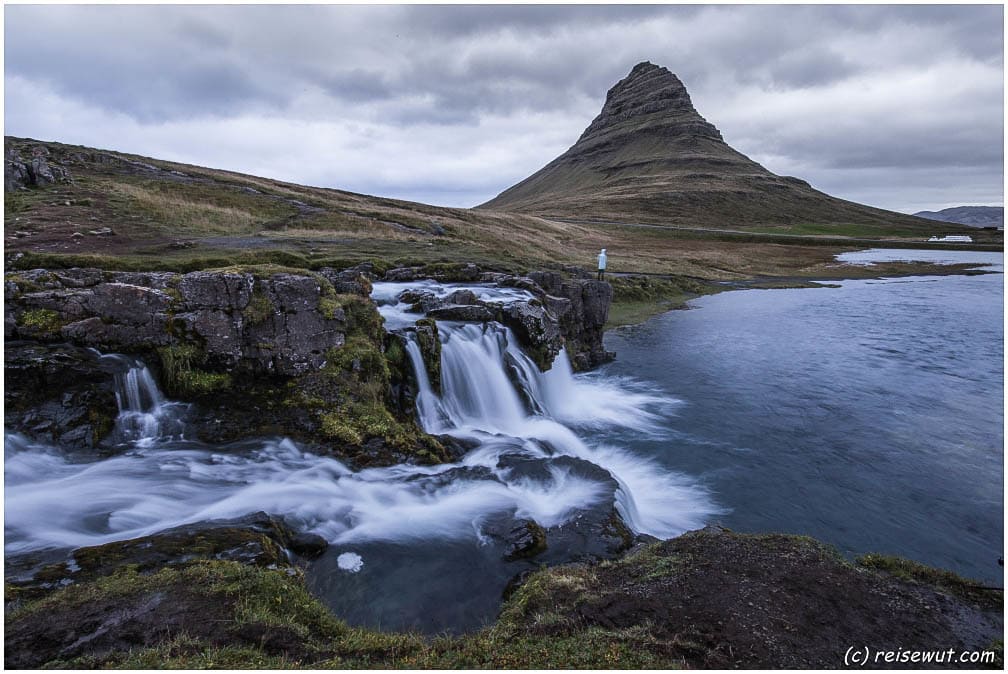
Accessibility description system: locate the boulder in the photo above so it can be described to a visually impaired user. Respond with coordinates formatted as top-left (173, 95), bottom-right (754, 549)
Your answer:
top-left (5, 145), bottom-right (73, 190)
top-left (445, 288), bottom-right (479, 305)
top-left (5, 153), bottom-right (31, 191)
top-left (427, 304), bottom-right (497, 323)
top-left (501, 301), bottom-right (563, 371)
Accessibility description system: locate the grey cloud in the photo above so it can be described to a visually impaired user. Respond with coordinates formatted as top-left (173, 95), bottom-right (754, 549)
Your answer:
top-left (3, 4), bottom-right (1003, 210)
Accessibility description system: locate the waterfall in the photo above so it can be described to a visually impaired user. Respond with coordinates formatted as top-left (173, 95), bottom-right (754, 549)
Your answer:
top-left (404, 340), bottom-right (448, 431)
top-left (102, 354), bottom-right (186, 447)
top-left (5, 282), bottom-right (720, 560)
top-left (400, 317), bottom-right (716, 538)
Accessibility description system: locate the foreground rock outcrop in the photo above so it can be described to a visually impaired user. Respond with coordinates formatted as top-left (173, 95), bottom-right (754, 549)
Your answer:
top-left (5, 265), bottom-right (372, 376)
top-left (4, 264), bottom-right (447, 465)
top-left (5, 526), bottom-right (1001, 669)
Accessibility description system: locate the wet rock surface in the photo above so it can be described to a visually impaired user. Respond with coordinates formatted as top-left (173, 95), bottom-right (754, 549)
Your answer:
top-left (495, 454), bottom-right (637, 562)
top-left (5, 512), bottom-right (324, 601)
top-left (4, 341), bottom-right (126, 450)
top-left (383, 264), bottom-right (613, 371)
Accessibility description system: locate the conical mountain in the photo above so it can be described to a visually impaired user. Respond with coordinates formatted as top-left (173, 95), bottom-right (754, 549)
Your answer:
top-left (481, 62), bottom-right (929, 230)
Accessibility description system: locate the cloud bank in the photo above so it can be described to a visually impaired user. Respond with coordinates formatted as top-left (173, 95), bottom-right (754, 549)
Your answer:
top-left (5, 4), bottom-right (1003, 212)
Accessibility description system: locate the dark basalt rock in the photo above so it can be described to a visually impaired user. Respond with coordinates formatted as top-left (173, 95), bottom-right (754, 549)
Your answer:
top-left (4, 341), bottom-right (126, 451)
top-left (427, 304), bottom-right (497, 323)
top-left (502, 520), bottom-right (548, 561)
top-left (500, 301), bottom-right (563, 371)
top-left (289, 532), bottom-right (329, 560)
top-left (495, 454), bottom-right (637, 561)
top-left (412, 318), bottom-right (442, 393)
top-left (5, 267), bottom-right (364, 376)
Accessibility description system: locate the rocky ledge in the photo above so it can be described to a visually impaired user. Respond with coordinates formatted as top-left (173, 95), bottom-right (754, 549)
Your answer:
top-left (383, 264), bottom-right (614, 371)
top-left (4, 263), bottom-right (613, 460)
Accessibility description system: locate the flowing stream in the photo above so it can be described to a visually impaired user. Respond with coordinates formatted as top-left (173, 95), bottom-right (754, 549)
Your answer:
top-left (4, 283), bottom-right (718, 633)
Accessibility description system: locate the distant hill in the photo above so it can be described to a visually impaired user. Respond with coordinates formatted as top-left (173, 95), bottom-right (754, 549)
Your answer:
top-left (481, 62), bottom-right (937, 235)
top-left (913, 206), bottom-right (1003, 229)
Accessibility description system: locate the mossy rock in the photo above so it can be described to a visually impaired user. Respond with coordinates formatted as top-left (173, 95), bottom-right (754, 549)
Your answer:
top-left (15, 308), bottom-right (64, 337)
top-left (413, 318), bottom-right (442, 393)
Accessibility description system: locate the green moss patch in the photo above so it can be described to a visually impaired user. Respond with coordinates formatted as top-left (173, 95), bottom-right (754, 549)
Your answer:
top-left (244, 282), bottom-right (275, 325)
top-left (156, 344), bottom-right (231, 398)
top-left (16, 308), bottom-right (64, 336)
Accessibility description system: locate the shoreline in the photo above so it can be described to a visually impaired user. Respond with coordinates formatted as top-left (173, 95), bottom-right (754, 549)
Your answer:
top-left (606, 255), bottom-right (1002, 329)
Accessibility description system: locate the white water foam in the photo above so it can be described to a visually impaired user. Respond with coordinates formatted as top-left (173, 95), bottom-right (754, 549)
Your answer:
top-left (102, 353), bottom-right (187, 447)
top-left (3, 434), bottom-right (612, 553)
top-left (337, 552), bottom-right (364, 573)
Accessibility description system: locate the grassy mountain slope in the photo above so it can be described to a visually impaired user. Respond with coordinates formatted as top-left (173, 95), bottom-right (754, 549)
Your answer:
top-left (5, 136), bottom-right (998, 282)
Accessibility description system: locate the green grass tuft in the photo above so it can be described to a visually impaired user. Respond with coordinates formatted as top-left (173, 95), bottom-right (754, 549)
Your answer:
top-left (244, 283), bottom-right (275, 325)
top-left (157, 344), bottom-right (231, 398)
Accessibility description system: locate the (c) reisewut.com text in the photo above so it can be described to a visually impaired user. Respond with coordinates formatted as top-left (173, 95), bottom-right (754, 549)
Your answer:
top-left (844, 646), bottom-right (997, 667)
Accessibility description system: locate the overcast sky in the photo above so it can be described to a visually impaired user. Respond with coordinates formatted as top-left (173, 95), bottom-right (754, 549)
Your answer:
top-left (4, 4), bottom-right (1004, 213)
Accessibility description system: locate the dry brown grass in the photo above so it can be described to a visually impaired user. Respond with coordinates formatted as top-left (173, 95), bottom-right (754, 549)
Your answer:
top-left (104, 182), bottom-right (272, 236)
top-left (6, 136), bottom-right (999, 279)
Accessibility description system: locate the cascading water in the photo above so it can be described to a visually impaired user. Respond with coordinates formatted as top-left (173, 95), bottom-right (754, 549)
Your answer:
top-left (400, 319), bottom-right (718, 538)
top-left (5, 280), bottom-right (721, 634)
top-left (101, 353), bottom-right (187, 446)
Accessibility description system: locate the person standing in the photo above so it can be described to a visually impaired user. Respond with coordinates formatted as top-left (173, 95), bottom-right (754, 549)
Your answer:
top-left (596, 248), bottom-right (607, 280)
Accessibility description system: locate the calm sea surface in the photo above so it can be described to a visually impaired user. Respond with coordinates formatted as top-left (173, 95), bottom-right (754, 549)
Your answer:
top-left (600, 250), bottom-right (1004, 583)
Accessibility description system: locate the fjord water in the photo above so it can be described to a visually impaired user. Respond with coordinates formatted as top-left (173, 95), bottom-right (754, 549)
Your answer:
top-left (602, 250), bottom-right (1004, 583)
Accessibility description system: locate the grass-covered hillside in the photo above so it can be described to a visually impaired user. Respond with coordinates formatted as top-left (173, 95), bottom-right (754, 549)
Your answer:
top-left (6, 137), bottom-right (1000, 284)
